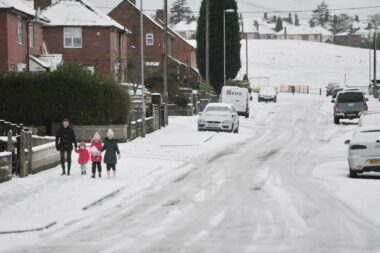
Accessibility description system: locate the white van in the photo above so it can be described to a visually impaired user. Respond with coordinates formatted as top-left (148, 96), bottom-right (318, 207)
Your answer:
top-left (221, 86), bottom-right (250, 118)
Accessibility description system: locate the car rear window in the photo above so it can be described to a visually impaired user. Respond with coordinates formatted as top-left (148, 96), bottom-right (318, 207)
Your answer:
top-left (205, 107), bottom-right (229, 112)
top-left (337, 93), bottom-right (364, 103)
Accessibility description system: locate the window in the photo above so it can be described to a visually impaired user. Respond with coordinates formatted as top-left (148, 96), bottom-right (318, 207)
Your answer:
top-left (17, 16), bottom-right (23, 45)
top-left (28, 23), bottom-right (34, 48)
top-left (146, 33), bottom-right (154, 46)
top-left (64, 27), bottom-right (82, 48)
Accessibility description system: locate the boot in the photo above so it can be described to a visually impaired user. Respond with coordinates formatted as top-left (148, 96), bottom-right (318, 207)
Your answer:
top-left (99, 172), bottom-right (102, 178)
top-left (67, 171), bottom-right (70, 176)
top-left (81, 171), bottom-right (84, 175)
top-left (61, 170), bottom-right (66, 176)
top-left (91, 174), bottom-right (95, 179)
top-left (107, 171), bottom-right (111, 179)
top-left (84, 170), bottom-right (87, 175)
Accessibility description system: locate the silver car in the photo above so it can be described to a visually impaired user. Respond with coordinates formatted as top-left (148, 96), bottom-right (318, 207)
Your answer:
top-left (198, 103), bottom-right (239, 133)
top-left (345, 127), bottom-right (380, 178)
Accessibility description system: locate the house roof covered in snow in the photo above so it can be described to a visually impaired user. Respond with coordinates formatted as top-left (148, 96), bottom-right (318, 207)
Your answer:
top-left (277, 24), bottom-right (330, 36)
top-left (88, 0), bottom-right (122, 14)
top-left (172, 20), bottom-right (197, 32)
top-left (42, 0), bottom-right (127, 31)
top-left (0, 0), bottom-right (38, 16)
top-left (88, 0), bottom-right (168, 33)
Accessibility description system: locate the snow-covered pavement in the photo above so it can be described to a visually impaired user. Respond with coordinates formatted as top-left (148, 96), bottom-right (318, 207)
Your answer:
top-left (2, 93), bottom-right (380, 252)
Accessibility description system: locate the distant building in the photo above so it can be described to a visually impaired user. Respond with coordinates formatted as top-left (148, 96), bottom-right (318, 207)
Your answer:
top-left (333, 31), bottom-right (362, 48)
top-left (172, 19), bottom-right (197, 40)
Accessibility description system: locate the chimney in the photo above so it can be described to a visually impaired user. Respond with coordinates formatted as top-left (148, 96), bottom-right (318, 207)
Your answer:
top-left (34, 0), bottom-right (52, 10)
top-left (156, 9), bottom-right (164, 22)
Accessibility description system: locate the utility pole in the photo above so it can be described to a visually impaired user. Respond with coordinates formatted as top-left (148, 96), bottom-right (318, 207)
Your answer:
top-left (369, 30), bottom-right (372, 88)
top-left (374, 27), bottom-right (377, 91)
top-left (246, 34), bottom-right (248, 78)
top-left (205, 0), bottom-right (210, 85)
top-left (140, 0), bottom-right (146, 137)
top-left (163, 0), bottom-right (168, 125)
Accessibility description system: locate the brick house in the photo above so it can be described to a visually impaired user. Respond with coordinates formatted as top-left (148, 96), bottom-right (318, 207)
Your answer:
top-left (89, 0), bottom-right (200, 83)
top-left (333, 31), bottom-right (362, 48)
top-left (155, 10), bottom-right (199, 82)
top-left (0, 0), bottom-right (47, 73)
top-left (89, 0), bottom-right (176, 66)
top-left (37, 0), bottom-right (129, 81)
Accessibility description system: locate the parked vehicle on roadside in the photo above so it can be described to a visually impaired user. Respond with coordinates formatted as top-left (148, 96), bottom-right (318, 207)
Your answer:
top-left (258, 87), bottom-right (277, 103)
top-left (331, 87), bottom-right (344, 99)
top-left (198, 103), bottom-right (239, 133)
top-left (221, 86), bottom-right (250, 118)
top-left (345, 127), bottom-right (380, 178)
top-left (326, 83), bottom-right (339, 96)
top-left (358, 111), bottom-right (380, 127)
top-left (332, 91), bottom-right (368, 125)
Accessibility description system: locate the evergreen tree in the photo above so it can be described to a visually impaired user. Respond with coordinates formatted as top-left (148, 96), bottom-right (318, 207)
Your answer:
top-left (196, 0), bottom-right (241, 94)
top-left (355, 15), bottom-right (359, 22)
top-left (331, 14), bottom-right (339, 34)
top-left (295, 13), bottom-right (300, 26)
top-left (264, 12), bottom-right (268, 20)
top-left (275, 17), bottom-right (283, 32)
top-left (310, 1), bottom-right (330, 27)
top-left (170, 0), bottom-right (192, 25)
top-left (288, 13), bottom-right (293, 24)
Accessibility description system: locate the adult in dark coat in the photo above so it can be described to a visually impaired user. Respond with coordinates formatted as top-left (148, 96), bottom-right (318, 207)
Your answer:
top-left (55, 119), bottom-right (77, 175)
top-left (102, 129), bottom-right (120, 178)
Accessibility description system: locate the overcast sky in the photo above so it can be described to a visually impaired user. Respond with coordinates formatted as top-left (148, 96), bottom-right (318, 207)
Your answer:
top-left (142, 0), bottom-right (380, 18)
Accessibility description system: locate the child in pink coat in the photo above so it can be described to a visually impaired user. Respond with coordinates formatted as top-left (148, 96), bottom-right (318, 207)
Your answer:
top-left (76, 141), bottom-right (90, 175)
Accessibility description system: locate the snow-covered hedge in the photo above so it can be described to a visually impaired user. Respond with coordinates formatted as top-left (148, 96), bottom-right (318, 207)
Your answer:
top-left (0, 64), bottom-right (130, 126)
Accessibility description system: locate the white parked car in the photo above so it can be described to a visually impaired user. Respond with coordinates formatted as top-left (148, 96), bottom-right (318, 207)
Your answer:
top-left (198, 103), bottom-right (239, 133)
top-left (345, 127), bottom-right (380, 178)
top-left (358, 111), bottom-right (380, 127)
top-left (220, 86), bottom-right (250, 118)
top-left (258, 87), bottom-right (277, 103)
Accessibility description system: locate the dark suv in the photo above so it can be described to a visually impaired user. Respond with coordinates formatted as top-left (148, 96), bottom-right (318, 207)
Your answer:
top-left (332, 91), bottom-right (368, 125)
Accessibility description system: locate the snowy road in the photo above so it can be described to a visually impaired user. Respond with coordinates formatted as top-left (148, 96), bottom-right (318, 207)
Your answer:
top-left (3, 94), bottom-right (380, 252)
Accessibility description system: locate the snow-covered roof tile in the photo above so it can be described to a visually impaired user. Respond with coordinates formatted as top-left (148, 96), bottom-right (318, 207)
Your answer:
top-left (0, 0), bottom-right (37, 16)
top-left (42, 0), bottom-right (127, 31)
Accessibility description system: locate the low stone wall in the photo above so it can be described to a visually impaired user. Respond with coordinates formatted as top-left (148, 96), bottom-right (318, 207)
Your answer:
top-left (74, 125), bottom-right (129, 142)
top-left (32, 136), bottom-right (55, 147)
top-left (168, 104), bottom-right (194, 116)
top-left (0, 152), bottom-right (12, 183)
top-left (30, 142), bottom-right (60, 174)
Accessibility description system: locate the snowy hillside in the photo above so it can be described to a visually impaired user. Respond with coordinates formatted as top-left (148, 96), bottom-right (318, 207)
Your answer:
top-left (239, 40), bottom-right (374, 88)
top-left (143, 0), bottom-right (379, 16)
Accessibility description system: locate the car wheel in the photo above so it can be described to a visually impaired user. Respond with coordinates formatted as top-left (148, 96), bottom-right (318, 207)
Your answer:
top-left (234, 126), bottom-right (239, 133)
top-left (349, 170), bottom-right (358, 178)
top-left (334, 116), bottom-right (340, 125)
top-left (245, 113), bottom-right (249, 118)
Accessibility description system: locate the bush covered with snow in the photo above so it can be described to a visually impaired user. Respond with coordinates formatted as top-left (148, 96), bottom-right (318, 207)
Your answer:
top-left (0, 64), bottom-right (130, 126)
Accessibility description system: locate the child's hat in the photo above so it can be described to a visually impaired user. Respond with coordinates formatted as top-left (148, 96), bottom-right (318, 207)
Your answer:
top-left (107, 129), bottom-right (114, 138)
top-left (93, 132), bottom-right (101, 141)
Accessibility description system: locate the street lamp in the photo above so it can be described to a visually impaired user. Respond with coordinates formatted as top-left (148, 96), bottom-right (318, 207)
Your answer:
top-left (140, 0), bottom-right (146, 137)
top-left (224, 9), bottom-right (235, 86)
